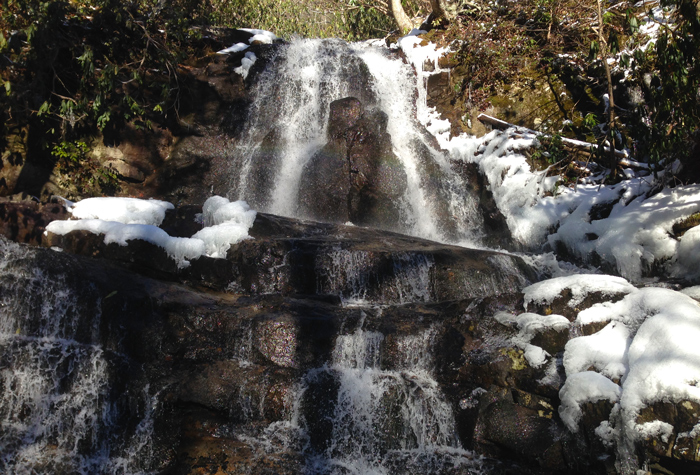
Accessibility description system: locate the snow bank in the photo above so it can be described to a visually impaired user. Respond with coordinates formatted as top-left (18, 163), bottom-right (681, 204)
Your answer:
top-left (514, 312), bottom-right (570, 337)
top-left (681, 285), bottom-right (700, 301)
top-left (622, 290), bottom-right (700, 417)
top-left (448, 128), bottom-right (700, 282)
top-left (673, 225), bottom-right (700, 281)
top-left (454, 130), bottom-right (700, 282)
top-left (396, 33), bottom-right (453, 140)
top-left (46, 196), bottom-right (256, 268)
top-left (451, 130), bottom-right (558, 246)
top-left (551, 185), bottom-right (700, 282)
top-left (558, 282), bottom-right (700, 443)
top-left (193, 196), bottom-right (258, 258)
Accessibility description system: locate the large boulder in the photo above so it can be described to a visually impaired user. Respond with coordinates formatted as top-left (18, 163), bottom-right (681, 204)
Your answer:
top-left (298, 97), bottom-right (407, 230)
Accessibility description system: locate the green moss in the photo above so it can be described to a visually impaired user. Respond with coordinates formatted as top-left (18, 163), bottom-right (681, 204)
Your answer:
top-left (500, 347), bottom-right (528, 370)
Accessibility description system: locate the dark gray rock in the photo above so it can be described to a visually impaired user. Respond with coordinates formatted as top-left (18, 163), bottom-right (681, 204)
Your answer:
top-left (298, 97), bottom-right (407, 230)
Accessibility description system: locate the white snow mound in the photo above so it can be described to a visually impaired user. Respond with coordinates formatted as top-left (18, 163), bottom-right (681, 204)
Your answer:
top-left (46, 196), bottom-right (256, 269)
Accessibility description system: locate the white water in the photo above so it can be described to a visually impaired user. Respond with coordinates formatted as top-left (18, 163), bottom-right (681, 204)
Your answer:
top-left (230, 39), bottom-right (484, 245)
top-left (293, 326), bottom-right (482, 475)
top-left (0, 239), bottom-right (155, 474)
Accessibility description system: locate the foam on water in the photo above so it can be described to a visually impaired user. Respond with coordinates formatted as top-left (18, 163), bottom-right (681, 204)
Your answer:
top-left (0, 238), bottom-right (155, 474)
top-left (288, 325), bottom-right (482, 474)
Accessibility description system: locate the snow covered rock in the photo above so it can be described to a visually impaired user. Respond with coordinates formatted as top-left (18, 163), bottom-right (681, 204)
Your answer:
top-left (39, 197), bottom-right (537, 301)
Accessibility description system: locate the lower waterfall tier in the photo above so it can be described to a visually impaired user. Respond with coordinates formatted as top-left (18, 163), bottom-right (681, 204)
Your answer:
top-left (3, 200), bottom-right (700, 474)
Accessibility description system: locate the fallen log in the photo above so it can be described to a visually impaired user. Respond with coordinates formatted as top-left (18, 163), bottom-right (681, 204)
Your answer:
top-left (477, 113), bottom-right (629, 160)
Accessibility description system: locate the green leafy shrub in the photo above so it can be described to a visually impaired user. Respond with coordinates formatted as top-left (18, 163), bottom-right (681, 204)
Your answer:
top-left (626, 0), bottom-right (700, 165)
top-left (52, 139), bottom-right (121, 198)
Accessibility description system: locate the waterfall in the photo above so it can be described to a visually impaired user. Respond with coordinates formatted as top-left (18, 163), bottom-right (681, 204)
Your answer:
top-left (0, 238), bottom-right (155, 475)
top-left (315, 250), bottom-right (434, 305)
top-left (353, 44), bottom-right (484, 245)
top-left (228, 38), bottom-right (485, 245)
top-left (293, 325), bottom-right (483, 475)
top-left (231, 39), bottom-right (369, 214)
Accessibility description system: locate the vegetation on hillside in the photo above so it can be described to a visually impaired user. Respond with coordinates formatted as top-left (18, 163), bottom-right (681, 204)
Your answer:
top-left (0, 0), bottom-right (698, 192)
top-left (424, 0), bottom-right (700, 182)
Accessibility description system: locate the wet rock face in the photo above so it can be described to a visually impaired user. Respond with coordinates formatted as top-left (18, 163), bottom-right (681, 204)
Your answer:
top-left (635, 400), bottom-right (700, 469)
top-left (0, 196), bottom-right (70, 245)
top-left (41, 207), bottom-right (536, 303)
top-left (4, 204), bottom-right (700, 475)
top-left (299, 97), bottom-right (407, 229)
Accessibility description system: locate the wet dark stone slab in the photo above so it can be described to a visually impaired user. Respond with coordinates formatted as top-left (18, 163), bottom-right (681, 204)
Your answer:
top-left (40, 208), bottom-right (537, 304)
top-left (0, 196), bottom-right (69, 245)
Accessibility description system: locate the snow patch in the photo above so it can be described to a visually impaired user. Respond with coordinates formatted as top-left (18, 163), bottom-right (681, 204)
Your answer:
top-left (564, 320), bottom-right (630, 380)
top-left (239, 28), bottom-right (278, 44)
top-left (523, 274), bottom-right (636, 310)
top-left (495, 311), bottom-right (569, 368)
top-left (46, 196), bottom-right (256, 269)
top-left (559, 371), bottom-right (621, 432)
top-left (67, 197), bottom-right (174, 225)
top-left (234, 52), bottom-right (257, 79)
top-left (217, 43), bottom-right (249, 55)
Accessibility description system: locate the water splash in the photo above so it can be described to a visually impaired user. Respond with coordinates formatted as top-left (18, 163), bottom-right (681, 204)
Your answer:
top-left (229, 39), bottom-right (485, 246)
top-left (0, 239), bottom-right (155, 474)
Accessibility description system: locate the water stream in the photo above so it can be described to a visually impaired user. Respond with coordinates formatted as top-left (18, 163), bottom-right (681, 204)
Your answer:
top-left (0, 239), bottom-right (155, 474)
top-left (295, 325), bottom-right (482, 475)
top-left (229, 39), bottom-right (485, 245)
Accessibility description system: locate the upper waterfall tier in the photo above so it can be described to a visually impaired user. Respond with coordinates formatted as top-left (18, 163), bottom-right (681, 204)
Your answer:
top-left (226, 39), bottom-right (505, 248)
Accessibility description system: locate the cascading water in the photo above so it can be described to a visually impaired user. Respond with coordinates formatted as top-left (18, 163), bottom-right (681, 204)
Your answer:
top-left (231, 39), bottom-right (374, 215)
top-left (295, 323), bottom-right (483, 475)
top-left (229, 38), bottom-right (485, 245)
top-left (0, 238), bottom-right (155, 474)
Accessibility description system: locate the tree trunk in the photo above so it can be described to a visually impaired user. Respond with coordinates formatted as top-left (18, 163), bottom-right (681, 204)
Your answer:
top-left (429, 0), bottom-right (447, 20)
top-left (596, 0), bottom-right (618, 172)
top-left (390, 0), bottom-right (413, 33)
